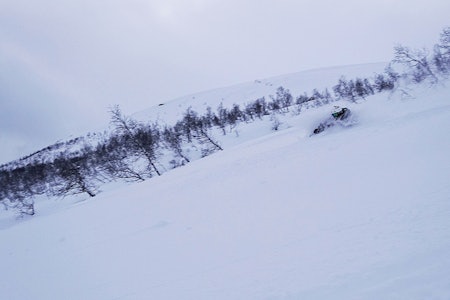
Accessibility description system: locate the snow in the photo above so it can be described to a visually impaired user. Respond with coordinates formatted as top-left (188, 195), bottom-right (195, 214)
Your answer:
top-left (1, 64), bottom-right (450, 299)
top-left (133, 62), bottom-right (386, 125)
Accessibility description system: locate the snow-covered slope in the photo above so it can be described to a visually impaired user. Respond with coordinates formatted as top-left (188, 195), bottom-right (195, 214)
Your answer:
top-left (1, 66), bottom-right (449, 299)
top-left (134, 63), bottom-right (386, 124)
top-left (0, 63), bottom-right (386, 170)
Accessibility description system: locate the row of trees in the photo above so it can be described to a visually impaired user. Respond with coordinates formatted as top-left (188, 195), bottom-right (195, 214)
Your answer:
top-left (1, 27), bottom-right (449, 216)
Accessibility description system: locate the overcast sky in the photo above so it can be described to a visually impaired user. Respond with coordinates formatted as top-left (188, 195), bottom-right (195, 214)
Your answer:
top-left (1, 0), bottom-right (449, 164)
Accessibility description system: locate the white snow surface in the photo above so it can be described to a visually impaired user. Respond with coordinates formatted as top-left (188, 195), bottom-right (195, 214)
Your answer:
top-left (1, 64), bottom-right (450, 300)
top-left (133, 63), bottom-right (386, 125)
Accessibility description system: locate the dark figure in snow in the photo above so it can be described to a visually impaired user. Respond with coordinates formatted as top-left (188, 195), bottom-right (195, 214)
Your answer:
top-left (312, 107), bottom-right (352, 135)
top-left (332, 107), bottom-right (351, 120)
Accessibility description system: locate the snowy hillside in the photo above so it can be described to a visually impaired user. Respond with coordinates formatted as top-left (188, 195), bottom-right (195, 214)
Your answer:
top-left (134, 63), bottom-right (386, 124)
top-left (1, 65), bottom-right (450, 299)
top-left (0, 63), bottom-right (385, 171)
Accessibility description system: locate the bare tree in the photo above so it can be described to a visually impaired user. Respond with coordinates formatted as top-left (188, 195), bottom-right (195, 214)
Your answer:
top-left (433, 27), bottom-right (450, 75)
top-left (271, 87), bottom-right (293, 113)
top-left (181, 108), bottom-right (223, 156)
top-left (163, 126), bottom-right (190, 164)
top-left (110, 106), bottom-right (162, 177)
top-left (394, 45), bottom-right (438, 83)
top-left (50, 152), bottom-right (98, 198)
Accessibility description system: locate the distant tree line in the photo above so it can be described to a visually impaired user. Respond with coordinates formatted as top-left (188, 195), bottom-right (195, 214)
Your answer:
top-left (1, 27), bottom-right (449, 216)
